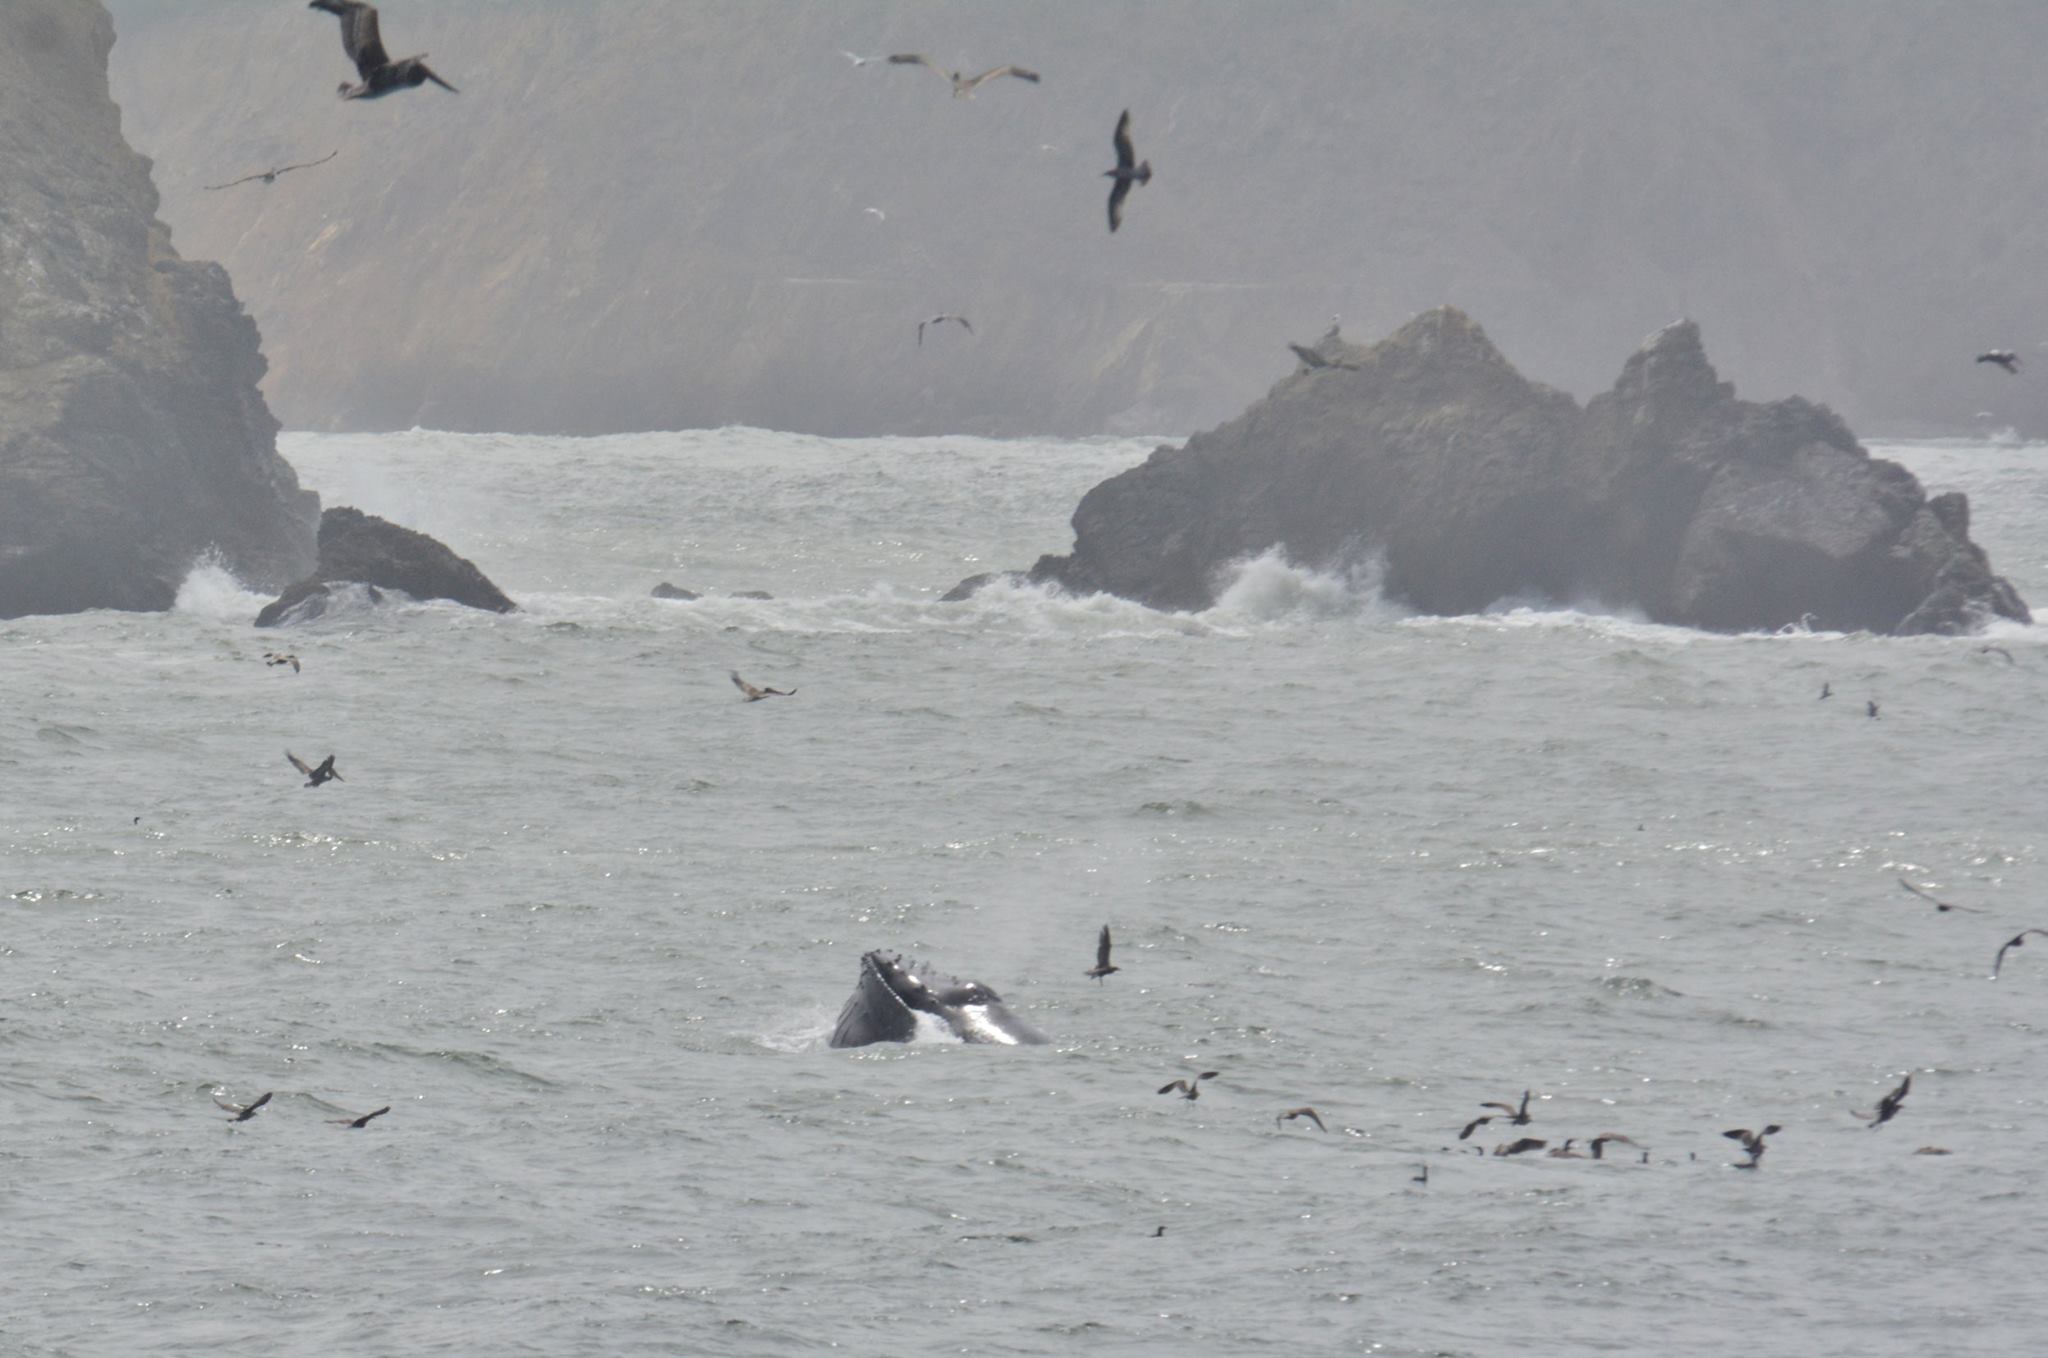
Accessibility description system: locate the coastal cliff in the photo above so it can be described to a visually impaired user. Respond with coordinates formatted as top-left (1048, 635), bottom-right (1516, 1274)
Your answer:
top-left (0, 0), bottom-right (315, 619)
top-left (1013, 310), bottom-right (2027, 635)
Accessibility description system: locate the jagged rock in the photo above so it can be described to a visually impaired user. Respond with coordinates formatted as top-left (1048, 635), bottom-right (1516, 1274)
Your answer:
top-left (989, 309), bottom-right (2028, 634)
top-left (650, 582), bottom-right (700, 601)
top-left (255, 507), bottom-right (512, 626)
top-left (0, 0), bottom-right (316, 619)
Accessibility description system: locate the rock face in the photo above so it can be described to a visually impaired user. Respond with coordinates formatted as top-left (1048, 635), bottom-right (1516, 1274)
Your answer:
top-left (0, 0), bottom-right (316, 619)
top-left (254, 507), bottom-right (513, 626)
top-left (1012, 310), bottom-right (2027, 635)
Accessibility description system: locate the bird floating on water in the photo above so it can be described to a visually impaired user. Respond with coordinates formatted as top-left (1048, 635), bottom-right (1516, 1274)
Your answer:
top-left (1103, 109), bottom-right (1151, 234)
top-left (1857, 1074), bottom-right (1911, 1129)
top-left (205, 151), bottom-right (338, 191)
top-left (309, 1), bottom-right (458, 100)
top-left (1158, 1071), bottom-right (1220, 1101)
top-left (1898, 876), bottom-right (1980, 913)
top-left (330, 1105), bottom-right (391, 1129)
top-left (730, 671), bottom-right (795, 702)
top-left (215, 1091), bottom-right (273, 1122)
top-left (265, 652), bottom-right (301, 673)
top-left (1993, 929), bottom-right (2048, 978)
top-left (887, 53), bottom-right (1039, 98)
top-left (1085, 925), bottom-right (1119, 981)
top-left (287, 752), bottom-right (343, 787)
top-left (1977, 350), bottom-right (2020, 374)
top-left (1276, 1107), bottom-right (1327, 1132)
top-left (917, 314), bottom-right (972, 347)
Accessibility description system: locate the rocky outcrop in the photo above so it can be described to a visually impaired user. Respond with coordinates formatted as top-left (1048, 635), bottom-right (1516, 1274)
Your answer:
top-left (0, 0), bottom-right (316, 619)
top-left (254, 507), bottom-right (512, 626)
top-left (650, 582), bottom-right (700, 601)
top-left (1001, 310), bottom-right (2027, 635)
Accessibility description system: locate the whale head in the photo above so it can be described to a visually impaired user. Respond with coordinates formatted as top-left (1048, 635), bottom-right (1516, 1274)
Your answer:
top-left (829, 951), bottom-right (1048, 1048)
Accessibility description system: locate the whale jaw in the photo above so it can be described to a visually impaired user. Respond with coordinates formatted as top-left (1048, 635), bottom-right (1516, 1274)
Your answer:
top-left (828, 951), bottom-right (1048, 1049)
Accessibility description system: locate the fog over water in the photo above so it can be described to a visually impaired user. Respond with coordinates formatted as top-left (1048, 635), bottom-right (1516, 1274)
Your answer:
top-left (3, 430), bottom-right (2044, 1356)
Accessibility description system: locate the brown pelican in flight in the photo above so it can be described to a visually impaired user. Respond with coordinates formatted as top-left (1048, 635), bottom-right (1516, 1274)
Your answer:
top-left (1977, 350), bottom-right (2021, 374)
top-left (1158, 1071), bottom-right (1221, 1101)
top-left (1085, 925), bottom-right (1119, 981)
top-left (330, 1105), bottom-right (392, 1129)
top-left (730, 671), bottom-right (795, 702)
top-left (205, 151), bottom-right (338, 191)
top-left (1723, 1123), bottom-right (1781, 1168)
top-left (1898, 876), bottom-right (1981, 913)
top-left (1275, 1106), bottom-right (1327, 1132)
top-left (264, 652), bottom-right (302, 673)
top-left (215, 1090), bottom-right (274, 1122)
top-left (1103, 109), bottom-right (1151, 233)
top-left (309, 1), bottom-right (458, 100)
top-left (887, 54), bottom-right (1040, 98)
top-left (917, 315), bottom-right (972, 348)
top-left (1993, 929), bottom-right (2048, 978)
top-left (1460, 1088), bottom-right (1533, 1139)
top-left (1856, 1074), bottom-right (1911, 1129)
top-left (287, 752), bottom-right (343, 787)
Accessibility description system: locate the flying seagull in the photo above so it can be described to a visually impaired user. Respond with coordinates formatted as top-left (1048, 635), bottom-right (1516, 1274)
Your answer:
top-left (287, 752), bottom-right (343, 787)
top-left (1085, 925), bottom-right (1119, 981)
top-left (1992, 929), bottom-right (2048, 978)
top-left (264, 652), bottom-right (302, 673)
top-left (1977, 350), bottom-right (2021, 374)
top-left (308, 1), bottom-right (458, 100)
top-left (330, 1105), bottom-right (392, 1129)
top-left (917, 314), bottom-right (972, 348)
top-left (1275, 1107), bottom-right (1327, 1132)
top-left (215, 1091), bottom-right (274, 1123)
top-left (730, 671), bottom-right (795, 702)
top-left (1103, 109), bottom-right (1151, 234)
top-left (1898, 876), bottom-right (1981, 913)
top-left (1157, 1071), bottom-right (1221, 1101)
top-left (1493, 1137), bottom-right (1548, 1157)
top-left (204, 150), bottom-right (338, 191)
top-left (1856, 1074), bottom-right (1911, 1129)
top-left (1723, 1123), bottom-right (1782, 1168)
top-left (886, 53), bottom-right (1039, 98)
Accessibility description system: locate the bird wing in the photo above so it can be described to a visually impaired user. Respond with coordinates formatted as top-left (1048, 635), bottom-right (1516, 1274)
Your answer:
top-left (730, 670), bottom-right (756, 697)
top-left (287, 752), bottom-right (314, 778)
top-left (1299, 1108), bottom-right (1326, 1132)
top-left (916, 320), bottom-right (927, 348)
top-left (359, 1106), bottom-right (391, 1125)
top-left (954, 316), bottom-right (972, 335)
top-left (1898, 877), bottom-right (1954, 909)
top-left (1107, 177), bottom-right (1132, 234)
top-left (887, 53), bottom-right (946, 80)
top-left (277, 151), bottom-right (340, 177)
top-left (1479, 1102), bottom-right (1516, 1115)
top-left (204, 170), bottom-right (270, 191)
top-left (1197, 1072), bottom-right (1221, 1081)
top-left (213, 1093), bottom-right (247, 1114)
top-left (960, 65), bottom-right (1039, 92)
top-left (311, 0), bottom-right (391, 79)
top-left (1995, 935), bottom-right (2023, 976)
top-left (1096, 926), bottom-right (1113, 969)
top-left (1157, 1080), bottom-right (1187, 1095)
top-left (1458, 1115), bottom-right (1492, 1140)
top-left (1721, 1128), bottom-right (1753, 1142)
top-left (1288, 343), bottom-right (1325, 368)
top-left (1112, 109), bottom-right (1136, 171)
top-left (248, 1092), bottom-right (274, 1113)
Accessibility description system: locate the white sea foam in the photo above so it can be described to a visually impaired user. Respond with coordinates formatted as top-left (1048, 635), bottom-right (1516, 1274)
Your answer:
top-left (170, 550), bottom-right (267, 619)
top-left (1206, 547), bottom-right (1402, 623)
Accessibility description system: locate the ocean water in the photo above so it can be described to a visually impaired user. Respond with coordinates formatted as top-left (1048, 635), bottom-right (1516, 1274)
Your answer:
top-left (2, 429), bottom-right (2043, 1357)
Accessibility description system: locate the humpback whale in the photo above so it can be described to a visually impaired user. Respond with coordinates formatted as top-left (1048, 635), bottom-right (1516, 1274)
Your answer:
top-left (828, 951), bottom-right (1048, 1048)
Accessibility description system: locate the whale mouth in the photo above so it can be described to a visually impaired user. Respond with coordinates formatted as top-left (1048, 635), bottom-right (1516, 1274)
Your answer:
top-left (828, 951), bottom-right (1049, 1048)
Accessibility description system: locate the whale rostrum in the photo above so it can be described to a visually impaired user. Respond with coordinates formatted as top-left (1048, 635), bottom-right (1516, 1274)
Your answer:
top-left (829, 951), bottom-right (1048, 1048)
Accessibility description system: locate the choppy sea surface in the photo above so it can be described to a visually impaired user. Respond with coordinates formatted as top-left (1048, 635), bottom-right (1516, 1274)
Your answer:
top-left (3, 429), bottom-right (2045, 1357)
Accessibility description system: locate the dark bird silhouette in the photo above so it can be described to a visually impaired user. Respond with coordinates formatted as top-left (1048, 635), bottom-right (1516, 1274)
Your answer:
top-left (1856, 1074), bottom-right (1911, 1129)
top-left (1977, 350), bottom-right (2021, 374)
top-left (1867, 700), bottom-right (1880, 719)
top-left (886, 53), bottom-right (1039, 98)
top-left (265, 651), bottom-right (301, 673)
top-left (215, 1091), bottom-right (273, 1123)
top-left (1494, 1137), bottom-right (1547, 1157)
top-left (1547, 1139), bottom-right (1587, 1159)
top-left (1819, 681), bottom-right (1831, 700)
top-left (1458, 1115), bottom-right (1495, 1141)
top-left (1993, 929), bottom-right (2048, 978)
top-left (1898, 876), bottom-right (1981, 913)
top-left (730, 671), bottom-right (795, 702)
top-left (330, 1105), bottom-right (391, 1129)
top-left (1980, 645), bottom-right (2017, 665)
top-left (1588, 1133), bottom-right (1640, 1161)
top-left (1151, 1225), bottom-right (1166, 1237)
top-left (1158, 1071), bottom-right (1221, 1101)
top-left (1914, 1146), bottom-right (1952, 1156)
top-left (917, 314), bottom-right (972, 348)
top-left (287, 752), bottom-right (342, 787)
top-left (1486, 1090), bottom-right (1534, 1124)
top-left (309, 1), bottom-right (458, 100)
top-left (205, 150), bottom-right (338, 191)
top-left (1412, 1164), bottom-right (1428, 1185)
top-left (1085, 925), bottom-right (1119, 981)
top-left (1103, 109), bottom-right (1151, 233)
top-left (1276, 1107), bottom-right (1327, 1132)
top-left (1723, 1124), bottom-right (1782, 1168)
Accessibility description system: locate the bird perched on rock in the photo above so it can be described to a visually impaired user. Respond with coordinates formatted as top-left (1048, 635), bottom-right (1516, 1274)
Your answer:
top-left (287, 752), bottom-right (343, 787)
top-left (1103, 109), bottom-right (1151, 233)
top-left (887, 53), bottom-right (1039, 98)
top-left (309, 1), bottom-right (458, 100)
top-left (1898, 877), bottom-right (1980, 914)
top-left (1977, 350), bottom-right (2021, 374)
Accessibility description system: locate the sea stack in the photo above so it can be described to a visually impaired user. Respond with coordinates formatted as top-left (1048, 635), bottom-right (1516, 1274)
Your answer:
top-left (0, 0), bottom-right (317, 619)
top-left (979, 310), bottom-right (2027, 636)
